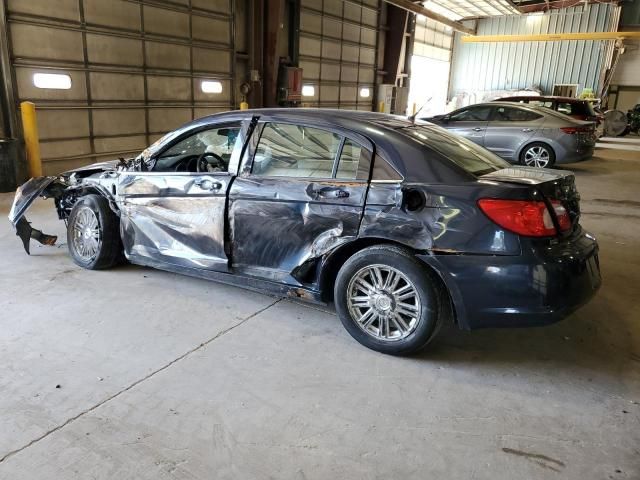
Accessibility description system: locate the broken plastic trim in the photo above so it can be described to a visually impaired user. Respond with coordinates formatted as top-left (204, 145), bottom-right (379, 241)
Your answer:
top-left (14, 216), bottom-right (57, 255)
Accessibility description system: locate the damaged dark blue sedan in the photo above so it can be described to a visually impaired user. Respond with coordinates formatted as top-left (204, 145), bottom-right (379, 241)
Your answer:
top-left (8, 109), bottom-right (601, 355)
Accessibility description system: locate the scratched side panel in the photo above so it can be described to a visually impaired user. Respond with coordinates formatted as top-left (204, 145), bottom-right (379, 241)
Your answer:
top-left (229, 177), bottom-right (367, 284)
top-left (360, 182), bottom-right (522, 255)
top-left (118, 174), bottom-right (229, 270)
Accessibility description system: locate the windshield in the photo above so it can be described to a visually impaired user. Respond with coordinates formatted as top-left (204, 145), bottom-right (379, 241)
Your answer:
top-left (399, 125), bottom-right (510, 176)
top-left (140, 130), bottom-right (182, 162)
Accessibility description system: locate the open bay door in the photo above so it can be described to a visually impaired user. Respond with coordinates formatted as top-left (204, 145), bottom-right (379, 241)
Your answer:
top-left (407, 16), bottom-right (454, 117)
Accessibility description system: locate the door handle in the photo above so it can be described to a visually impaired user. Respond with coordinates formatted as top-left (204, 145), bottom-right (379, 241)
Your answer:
top-left (522, 128), bottom-right (533, 132)
top-left (473, 127), bottom-right (484, 132)
top-left (194, 178), bottom-right (222, 191)
top-left (310, 187), bottom-right (350, 199)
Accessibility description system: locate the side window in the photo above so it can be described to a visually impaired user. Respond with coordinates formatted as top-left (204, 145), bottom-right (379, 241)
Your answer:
top-left (372, 154), bottom-right (402, 181)
top-left (153, 124), bottom-right (241, 172)
top-left (557, 102), bottom-right (573, 115)
top-left (252, 123), bottom-right (341, 178)
top-left (450, 106), bottom-right (492, 122)
top-left (336, 139), bottom-right (370, 180)
top-left (529, 100), bottom-right (553, 109)
top-left (493, 106), bottom-right (542, 122)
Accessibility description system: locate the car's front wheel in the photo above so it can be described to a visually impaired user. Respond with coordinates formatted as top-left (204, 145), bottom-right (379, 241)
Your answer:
top-left (334, 245), bottom-right (443, 355)
top-left (67, 194), bottom-right (123, 270)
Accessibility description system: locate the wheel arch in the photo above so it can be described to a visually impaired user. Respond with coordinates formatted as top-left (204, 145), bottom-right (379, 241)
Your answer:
top-left (317, 237), bottom-right (458, 327)
top-left (517, 140), bottom-right (556, 165)
top-left (61, 183), bottom-right (120, 220)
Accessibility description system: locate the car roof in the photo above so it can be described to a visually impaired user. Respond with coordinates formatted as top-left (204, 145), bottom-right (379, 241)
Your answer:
top-left (459, 101), bottom-right (547, 112)
top-left (497, 95), bottom-right (586, 103)
top-left (199, 107), bottom-right (416, 128)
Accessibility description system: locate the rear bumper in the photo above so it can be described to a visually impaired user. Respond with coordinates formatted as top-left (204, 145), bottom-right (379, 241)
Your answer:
top-left (556, 145), bottom-right (595, 164)
top-left (418, 230), bottom-right (601, 329)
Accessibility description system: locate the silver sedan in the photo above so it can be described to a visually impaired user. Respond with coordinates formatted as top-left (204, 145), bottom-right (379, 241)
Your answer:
top-left (423, 102), bottom-right (596, 168)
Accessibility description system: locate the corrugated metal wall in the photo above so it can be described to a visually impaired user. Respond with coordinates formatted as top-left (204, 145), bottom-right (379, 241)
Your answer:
top-left (6, 0), bottom-right (240, 175)
top-left (449, 3), bottom-right (619, 96)
top-left (298, 0), bottom-right (380, 110)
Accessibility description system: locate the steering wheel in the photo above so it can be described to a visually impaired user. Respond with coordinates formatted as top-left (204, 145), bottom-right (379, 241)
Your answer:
top-left (196, 152), bottom-right (226, 173)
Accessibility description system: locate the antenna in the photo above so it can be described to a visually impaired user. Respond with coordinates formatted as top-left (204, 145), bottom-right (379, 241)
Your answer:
top-left (408, 97), bottom-right (432, 123)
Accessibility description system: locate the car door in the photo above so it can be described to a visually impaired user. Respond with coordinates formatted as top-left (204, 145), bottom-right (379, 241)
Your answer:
top-left (117, 121), bottom-right (249, 271)
top-left (482, 106), bottom-right (544, 161)
top-left (228, 121), bottom-right (372, 285)
top-left (443, 105), bottom-right (493, 146)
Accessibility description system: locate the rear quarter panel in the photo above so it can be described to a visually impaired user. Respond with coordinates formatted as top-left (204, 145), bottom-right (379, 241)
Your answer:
top-left (359, 181), bottom-right (526, 255)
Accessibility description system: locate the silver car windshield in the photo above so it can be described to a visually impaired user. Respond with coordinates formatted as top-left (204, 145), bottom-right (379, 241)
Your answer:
top-left (400, 125), bottom-right (510, 176)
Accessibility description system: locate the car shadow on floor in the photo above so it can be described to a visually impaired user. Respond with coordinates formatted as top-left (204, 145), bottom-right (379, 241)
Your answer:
top-left (558, 157), bottom-right (613, 176)
top-left (417, 295), bottom-right (639, 386)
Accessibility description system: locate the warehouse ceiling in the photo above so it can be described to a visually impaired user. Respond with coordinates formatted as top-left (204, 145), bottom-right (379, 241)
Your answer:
top-left (419, 0), bottom-right (520, 20)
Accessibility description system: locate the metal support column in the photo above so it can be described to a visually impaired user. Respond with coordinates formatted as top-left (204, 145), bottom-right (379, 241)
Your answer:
top-left (0, 0), bottom-right (17, 138)
top-left (248, 0), bottom-right (264, 108)
top-left (263, 0), bottom-right (284, 107)
top-left (382, 4), bottom-right (408, 85)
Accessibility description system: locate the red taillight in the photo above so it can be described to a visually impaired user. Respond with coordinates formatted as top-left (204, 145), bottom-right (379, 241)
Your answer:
top-left (561, 126), bottom-right (592, 134)
top-left (550, 200), bottom-right (571, 232)
top-left (478, 199), bottom-right (556, 237)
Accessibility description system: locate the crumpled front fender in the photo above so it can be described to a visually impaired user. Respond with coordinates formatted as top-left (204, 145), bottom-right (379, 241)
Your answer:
top-left (8, 176), bottom-right (57, 226)
top-left (8, 176), bottom-right (61, 254)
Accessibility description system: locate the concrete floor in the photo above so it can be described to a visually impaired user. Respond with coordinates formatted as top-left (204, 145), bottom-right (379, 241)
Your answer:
top-left (0, 150), bottom-right (638, 480)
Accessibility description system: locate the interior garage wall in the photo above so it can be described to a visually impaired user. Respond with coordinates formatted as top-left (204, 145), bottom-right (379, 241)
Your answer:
top-left (5, 0), bottom-right (239, 175)
top-left (449, 3), bottom-right (619, 97)
top-left (298, 0), bottom-right (380, 110)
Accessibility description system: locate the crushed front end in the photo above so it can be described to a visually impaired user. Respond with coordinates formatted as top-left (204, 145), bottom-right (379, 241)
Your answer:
top-left (8, 159), bottom-right (127, 254)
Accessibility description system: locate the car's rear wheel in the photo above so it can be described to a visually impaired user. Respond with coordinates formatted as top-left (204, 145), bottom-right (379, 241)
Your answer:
top-left (334, 245), bottom-right (443, 355)
top-left (67, 194), bottom-right (123, 270)
top-left (520, 142), bottom-right (555, 168)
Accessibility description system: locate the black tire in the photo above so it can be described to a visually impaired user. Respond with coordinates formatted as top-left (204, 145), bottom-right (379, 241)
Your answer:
top-left (67, 194), bottom-right (123, 270)
top-left (334, 245), bottom-right (443, 355)
top-left (519, 142), bottom-right (556, 168)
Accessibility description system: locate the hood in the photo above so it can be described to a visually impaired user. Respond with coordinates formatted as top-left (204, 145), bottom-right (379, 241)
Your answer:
top-left (421, 114), bottom-right (446, 123)
top-left (62, 159), bottom-right (121, 176)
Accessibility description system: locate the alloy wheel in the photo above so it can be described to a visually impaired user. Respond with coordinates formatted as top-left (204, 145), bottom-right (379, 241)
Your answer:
top-left (347, 264), bottom-right (422, 342)
top-left (72, 206), bottom-right (101, 261)
top-left (523, 146), bottom-right (551, 168)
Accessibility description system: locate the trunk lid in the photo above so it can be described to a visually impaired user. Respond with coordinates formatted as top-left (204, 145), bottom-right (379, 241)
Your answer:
top-left (572, 119), bottom-right (597, 147)
top-left (481, 167), bottom-right (580, 233)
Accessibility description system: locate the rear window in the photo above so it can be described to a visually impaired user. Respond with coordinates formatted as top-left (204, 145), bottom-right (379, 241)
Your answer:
top-left (400, 125), bottom-right (510, 176)
top-left (557, 101), bottom-right (595, 117)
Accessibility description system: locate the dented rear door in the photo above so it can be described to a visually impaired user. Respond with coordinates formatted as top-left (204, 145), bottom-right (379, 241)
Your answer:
top-left (228, 121), bottom-right (372, 285)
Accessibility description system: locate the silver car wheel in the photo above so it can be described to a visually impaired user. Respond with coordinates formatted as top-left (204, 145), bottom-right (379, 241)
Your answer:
top-left (523, 145), bottom-right (551, 168)
top-left (72, 206), bottom-right (101, 261)
top-left (347, 264), bottom-right (422, 342)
